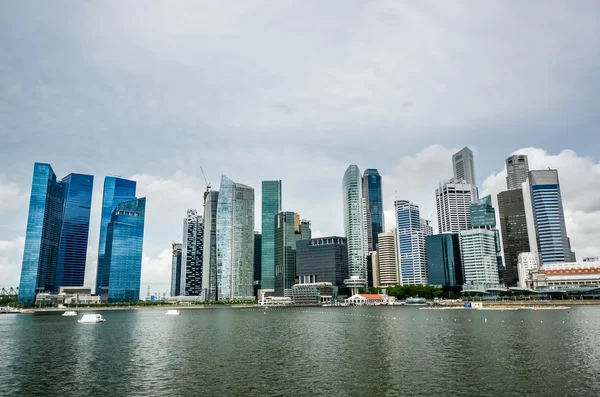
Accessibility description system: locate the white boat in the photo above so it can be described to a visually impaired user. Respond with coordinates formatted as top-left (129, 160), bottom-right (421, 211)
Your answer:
top-left (78, 314), bottom-right (106, 323)
top-left (62, 310), bottom-right (78, 317)
top-left (165, 309), bottom-right (180, 316)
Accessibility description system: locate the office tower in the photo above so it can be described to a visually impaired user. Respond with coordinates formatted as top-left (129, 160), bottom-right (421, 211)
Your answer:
top-left (453, 147), bottom-right (477, 187)
top-left (342, 165), bottom-right (368, 283)
top-left (105, 198), bottom-right (146, 302)
top-left (370, 251), bottom-right (380, 287)
top-left (202, 190), bottom-right (219, 300)
top-left (497, 189), bottom-right (530, 287)
top-left (254, 232), bottom-right (262, 297)
top-left (470, 195), bottom-right (496, 229)
top-left (377, 230), bottom-right (399, 286)
top-left (170, 243), bottom-right (182, 297)
top-left (216, 175), bottom-right (255, 301)
top-left (523, 170), bottom-right (573, 263)
top-left (426, 234), bottom-right (463, 287)
top-left (420, 218), bottom-right (433, 236)
top-left (395, 200), bottom-right (427, 285)
top-left (96, 176), bottom-right (137, 295)
top-left (362, 169), bottom-right (384, 251)
top-left (506, 154), bottom-right (529, 190)
top-left (261, 180), bottom-right (282, 290)
top-left (274, 212), bottom-right (311, 296)
top-left (296, 236), bottom-right (349, 293)
top-left (181, 209), bottom-right (204, 296)
top-left (435, 181), bottom-right (478, 233)
top-left (19, 163), bottom-right (93, 306)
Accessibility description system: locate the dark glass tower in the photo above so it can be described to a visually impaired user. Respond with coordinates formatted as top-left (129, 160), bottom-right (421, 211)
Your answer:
top-left (182, 209), bottom-right (204, 296)
top-left (362, 169), bottom-right (384, 251)
top-left (470, 195), bottom-right (496, 229)
top-left (261, 180), bottom-right (282, 290)
top-left (96, 177), bottom-right (136, 295)
top-left (171, 243), bottom-right (182, 297)
top-left (105, 198), bottom-right (146, 302)
top-left (296, 237), bottom-right (349, 294)
top-left (274, 212), bottom-right (311, 296)
top-left (497, 189), bottom-right (530, 286)
top-left (18, 163), bottom-right (93, 306)
top-left (426, 234), bottom-right (463, 287)
top-left (254, 232), bottom-right (262, 297)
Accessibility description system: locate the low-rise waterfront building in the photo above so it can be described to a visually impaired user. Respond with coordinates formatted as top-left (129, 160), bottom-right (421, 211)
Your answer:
top-left (291, 282), bottom-right (338, 305)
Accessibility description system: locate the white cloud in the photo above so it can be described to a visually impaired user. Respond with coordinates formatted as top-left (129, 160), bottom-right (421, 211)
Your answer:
top-left (0, 237), bottom-right (24, 288)
top-left (0, 177), bottom-right (23, 213)
top-left (141, 248), bottom-right (173, 297)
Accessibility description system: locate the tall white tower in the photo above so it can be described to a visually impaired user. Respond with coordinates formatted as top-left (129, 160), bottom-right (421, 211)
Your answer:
top-left (342, 165), bottom-right (368, 291)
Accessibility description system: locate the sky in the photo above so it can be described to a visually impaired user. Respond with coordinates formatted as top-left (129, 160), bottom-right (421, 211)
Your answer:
top-left (1, 1), bottom-right (599, 296)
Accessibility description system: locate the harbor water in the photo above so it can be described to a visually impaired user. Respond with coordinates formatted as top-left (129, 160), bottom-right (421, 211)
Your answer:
top-left (1, 306), bottom-right (600, 396)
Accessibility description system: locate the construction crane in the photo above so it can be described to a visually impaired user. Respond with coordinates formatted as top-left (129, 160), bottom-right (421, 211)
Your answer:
top-left (200, 166), bottom-right (211, 202)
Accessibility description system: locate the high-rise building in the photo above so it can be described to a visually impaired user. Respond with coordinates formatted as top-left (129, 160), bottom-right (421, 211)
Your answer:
top-left (470, 195), bottom-right (496, 229)
top-left (436, 181), bottom-right (478, 233)
top-left (506, 154), bottom-right (529, 190)
top-left (420, 218), bottom-right (433, 236)
top-left (453, 147), bottom-right (477, 187)
top-left (395, 200), bottom-right (427, 285)
top-left (181, 209), bottom-right (204, 296)
top-left (370, 251), bottom-right (380, 287)
top-left (18, 163), bottom-right (93, 306)
top-left (296, 237), bottom-right (349, 294)
top-left (274, 212), bottom-right (311, 296)
top-left (459, 229), bottom-right (501, 288)
top-left (216, 175), bottom-right (255, 301)
top-left (342, 165), bottom-right (368, 284)
top-left (96, 176), bottom-right (137, 295)
top-left (376, 230), bottom-right (398, 286)
top-left (202, 190), bottom-right (219, 300)
top-left (362, 169), bottom-right (384, 251)
top-left (426, 233), bottom-right (463, 287)
top-left (105, 198), bottom-right (146, 302)
top-left (254, 232), bottom-right (262, 297)
top-left (497, 189), bottom-right (530, 287)
top-left (523, 170), bottom-right (574, 263)
top-left (261, 180), bottom-right (282, 290)
top-left (170, 243), bottom-right (182, 297)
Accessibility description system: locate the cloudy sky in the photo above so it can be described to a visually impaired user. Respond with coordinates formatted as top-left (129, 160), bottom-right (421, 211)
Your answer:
top-left (1, 1), bottom-right (599, 296)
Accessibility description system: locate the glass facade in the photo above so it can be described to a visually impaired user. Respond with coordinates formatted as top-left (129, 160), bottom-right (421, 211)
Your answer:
top-left (296, 237), bottom-right (349, 294)
top-left (106, 198), bottom-right (146, 302)
top-left (19, 163), bottom-right (94, 306)
top-left (426, 234), bottom-right (463, 287)
top-left (470, 195), bottom-right (496, 228)
top-left (216, 175), bottom-right (255, 301)
top-left (171, 243), bottom-right (182, 297)
top-left (202, 190), bottom-right (219, 300)
top-left (343, 165), bottom-right (368, 280)
top-left (274, 212), bottom-right (311, 296)
top-left (96, 177), bottom-right (136, 295)
top-left (55, 173), bottom-right (93, 292)
top-left (362, 169), bottom-right (384, 251)
top-left (261, 180), bottom-right (282, 290)
top-left (182, 209), bottom-right (204, 296)
top-left (497, 189), bottom-right (530, 286)
top-left (395, 200), bottom-right (427, 285)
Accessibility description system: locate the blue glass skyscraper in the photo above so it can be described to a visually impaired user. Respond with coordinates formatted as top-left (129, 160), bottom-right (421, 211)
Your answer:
top-left (96, 177), bottom-right (137, 295)
top-left (362, 169), bottom-right (384, 251)
top-left (426, 234), bottom-right (463, 287)
top-left (18, 163), bottom-right (94, 306)
top-left (105, 198), bottom-right (146, 302)
top-left (261, 180), bottom-right (282, 290)
top-left (395, 200), bottom-right (427, 285)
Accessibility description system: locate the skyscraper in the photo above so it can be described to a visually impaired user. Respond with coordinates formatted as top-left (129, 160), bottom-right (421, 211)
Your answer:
top-left (254, 232), bottom-right (262, 297)
top-left (274, 212), bottom-right (311, 296)
top-left (202, 190), bottom-right (219, 300)
top-left (362, 169), bottom-right (384, 251)
top-left (216, 175), bottom-right (255, 301)
top-left (18, 163), bottom-right (93, 306)
top-left (395, 200), bottom-right (427, 285)
top-left (342, 165), bottom-right (368, 283)
top-left (453, 147), bottom-right (477, 187)
top-left (436, 181), bottom-right (477, 233)
top-left (426, 234), bottom-right (463, 287)
top-left (105, 198), bottom-right (146, 302)
top-left (376, 230), bottom-right (398, 286)
top-left (420, 218), bottom-right (433, 236)
top-left (523, 170), bottom-right (574, 263)
top-left (296, 237), bottom-right (349, 293)
top-left (497, 189), bottom-right (530, 286)
top-left (261, 180), bottom-right (282, 290)
top-left (181, 209), bottom-right (204, 296)
top-left (506, 154), bottom-right (529, 190)
top-left (470, 195), bottom-right (496, 229)
top-left (96, 176), bottom-right (136, 295)
top-left (170, 243), bottom-right (182, 297)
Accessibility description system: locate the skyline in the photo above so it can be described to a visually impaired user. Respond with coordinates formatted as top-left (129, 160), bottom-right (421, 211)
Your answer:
top-left (2, 1), bottom-right (600, 296)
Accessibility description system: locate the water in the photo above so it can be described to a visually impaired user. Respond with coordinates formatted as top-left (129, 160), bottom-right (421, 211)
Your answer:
top-left (1, 306), bottom-right (600, 396)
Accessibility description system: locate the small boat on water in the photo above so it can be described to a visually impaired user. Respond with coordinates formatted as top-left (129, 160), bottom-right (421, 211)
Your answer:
top-left (62, 311), bottom-right (78, 317)
top-left (78, 314), bottom-right (106, 323)
top-left (165, 309), bottom-right (180, 316)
